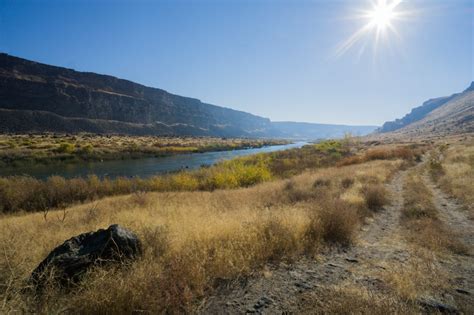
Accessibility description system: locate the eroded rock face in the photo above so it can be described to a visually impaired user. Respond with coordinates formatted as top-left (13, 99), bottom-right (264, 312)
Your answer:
top-left (31, 224), bottom-right (142, 287)
top-left (0, 53), bottom-right (272, 137)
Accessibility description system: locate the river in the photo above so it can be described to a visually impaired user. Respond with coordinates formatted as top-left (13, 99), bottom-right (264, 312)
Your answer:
top-left (0, 142), bottom-right (308, 180)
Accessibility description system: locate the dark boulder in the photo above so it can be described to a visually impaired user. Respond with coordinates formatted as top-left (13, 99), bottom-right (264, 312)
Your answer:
top-left (31, 224), bottom-right (142, 287)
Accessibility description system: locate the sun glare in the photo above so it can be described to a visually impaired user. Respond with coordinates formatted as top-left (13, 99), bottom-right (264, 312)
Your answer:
top-left (335, 0), bottom-right (409, 58)
top-left (369, 2), bottom-right (395, 30)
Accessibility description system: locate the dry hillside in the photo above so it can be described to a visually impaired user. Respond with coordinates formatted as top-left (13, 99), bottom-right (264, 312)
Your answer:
top-left (372, 84), bottom-right (473, 141)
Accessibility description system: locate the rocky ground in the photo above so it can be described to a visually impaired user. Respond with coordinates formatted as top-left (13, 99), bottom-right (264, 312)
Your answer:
top-left (201, 165), bottom-right (473, 314)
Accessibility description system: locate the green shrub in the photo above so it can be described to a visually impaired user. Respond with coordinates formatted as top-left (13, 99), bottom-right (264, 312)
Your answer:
top-left (168, 173), bottom-right (200, 191)
top-left (314, 140), bottom-right (343, 153)
top-left (78, 144), bottom-right (94, 155)
top-left (57, 142), bottom-right (75, 154)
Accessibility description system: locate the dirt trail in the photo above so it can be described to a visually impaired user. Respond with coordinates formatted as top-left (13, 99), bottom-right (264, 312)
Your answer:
top-left (422, 172), bottom-right (474, 311)
top-left (423, 172), bottom-right (474, 249)
top-left (202, 170), bottom-right (413, 314)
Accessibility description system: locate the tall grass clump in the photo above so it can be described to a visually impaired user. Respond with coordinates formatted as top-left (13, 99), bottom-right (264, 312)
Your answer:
top-left (361, 184), bottom-right (389, 212)
top-left (318, 199), bottom-right (359, 247)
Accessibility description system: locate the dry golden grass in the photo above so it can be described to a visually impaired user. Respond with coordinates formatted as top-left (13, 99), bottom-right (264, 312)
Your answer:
top-left (381, 253), bottom-right (450, 302)
top-left (402, 170), bottom-right (467, 255)
top-left (337, 144), bottom-right (424, 167)
top-left (299, 284), bottom-right (418, 314)
top-left (402, 172), bottom-right (438, 220)
top-left (432, 141), bottom-right (474, 215)
top-left (0, 159), bottom-right (398, 313)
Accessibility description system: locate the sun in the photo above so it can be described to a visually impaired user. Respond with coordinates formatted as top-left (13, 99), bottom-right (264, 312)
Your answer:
top-left (335, 0), bottom-right (409, 58)
top-left (369, 1), bottom-right (396, 30)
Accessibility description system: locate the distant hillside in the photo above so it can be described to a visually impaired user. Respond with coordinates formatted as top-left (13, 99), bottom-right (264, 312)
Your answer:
top-left (270, 121), bottom-right (378, 139)
top-left (0, 53), bottom-right (376, 139)
top-left (374, 83), bottom-right (474, 139)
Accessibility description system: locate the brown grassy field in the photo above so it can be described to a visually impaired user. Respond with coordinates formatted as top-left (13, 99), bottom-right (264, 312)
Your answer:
top-left (0, 146), bottom-right (405, 313)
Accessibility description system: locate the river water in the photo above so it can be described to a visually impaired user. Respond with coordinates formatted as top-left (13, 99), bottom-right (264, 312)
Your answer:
top-left (0, 142), bottom-right (308, 180)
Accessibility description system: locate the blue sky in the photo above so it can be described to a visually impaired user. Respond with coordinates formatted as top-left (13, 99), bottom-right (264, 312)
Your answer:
top-left (0, 0), bottom-right (472, 125)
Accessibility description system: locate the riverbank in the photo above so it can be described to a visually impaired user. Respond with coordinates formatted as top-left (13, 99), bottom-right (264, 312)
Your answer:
top-left (0, 133), bottom-right (288, 167)
top-left (0, 140), bottom-right (338, 213)
top-left (0, 139), bottom-right (423, 214)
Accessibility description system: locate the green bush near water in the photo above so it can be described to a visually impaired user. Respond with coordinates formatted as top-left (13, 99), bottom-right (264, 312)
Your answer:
top-left (56, 142), bottom-right (75, 154)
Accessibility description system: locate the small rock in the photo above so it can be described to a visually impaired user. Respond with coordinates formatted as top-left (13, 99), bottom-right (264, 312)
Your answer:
top-left (327, 263), bottom-right (343, 268)
top-left (253, 296), bottom-right (273, 309)
top-left (289, 270), bottom-right (302, 278)
top-left (131, 310), bottom-right (151, 315)
top-left (345, 257), bottom-right (359, 263)
top-left (295, 281), bottom-right (312, 290)
top-left (455, 288), bottom-right (470, 295)
top-left (418, 298), bottom-right (459, 314)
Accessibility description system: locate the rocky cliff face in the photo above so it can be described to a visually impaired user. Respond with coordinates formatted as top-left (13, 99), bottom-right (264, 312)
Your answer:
top-left (377, 84), bottom-right (474, 133)
top-left (374, 83), bottom-right (474, 139)
top-left (0, 53), bottom-right (271, 137)
top-left (378, 96), bottom-right (456, 133)
top-left (0, 53), bottom-right (377, 139)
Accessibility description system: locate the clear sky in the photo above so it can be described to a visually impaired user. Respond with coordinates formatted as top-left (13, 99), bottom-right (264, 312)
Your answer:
top-left (0, 0), bottom-right (472, 125)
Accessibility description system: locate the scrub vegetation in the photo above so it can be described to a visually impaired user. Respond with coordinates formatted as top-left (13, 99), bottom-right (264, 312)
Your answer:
top-left (0, 133), bottom-right (287, 167)
top-left (0, 140), bottom-right (421, 213)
